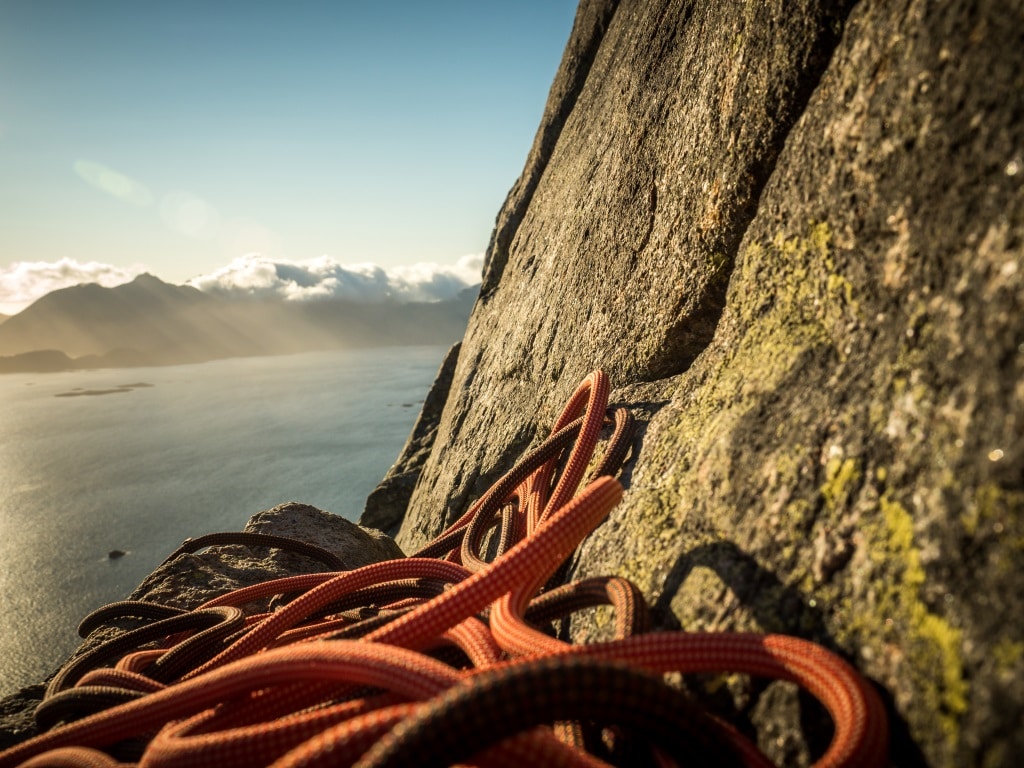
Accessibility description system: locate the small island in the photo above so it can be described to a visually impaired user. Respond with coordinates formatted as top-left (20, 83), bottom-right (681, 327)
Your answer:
top-left (54, 383), bottom-right (155, 398)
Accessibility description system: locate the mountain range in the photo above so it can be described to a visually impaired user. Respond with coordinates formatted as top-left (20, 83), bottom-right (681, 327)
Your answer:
top-left (0, 274), bottom-right (476, 373)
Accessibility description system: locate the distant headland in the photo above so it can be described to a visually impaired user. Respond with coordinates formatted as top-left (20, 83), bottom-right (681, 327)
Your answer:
top-left (0, 274), bottom-right (476, 374)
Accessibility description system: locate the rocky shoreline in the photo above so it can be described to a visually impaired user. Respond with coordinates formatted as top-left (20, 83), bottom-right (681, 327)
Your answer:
top-left (0, 503), bottom-right (404, 751)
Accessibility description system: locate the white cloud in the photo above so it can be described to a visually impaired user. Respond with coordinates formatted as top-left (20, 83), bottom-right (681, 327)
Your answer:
top-left (0, 258), bottom-right (145, 315)
top-left (0, 254), bottom-right (484, 316)
top-left (187, 253), bottom-right (483, 303)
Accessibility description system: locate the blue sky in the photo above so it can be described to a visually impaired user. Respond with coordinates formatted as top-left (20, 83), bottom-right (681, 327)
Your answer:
top-left (0, 1), bottom-right (578, 313)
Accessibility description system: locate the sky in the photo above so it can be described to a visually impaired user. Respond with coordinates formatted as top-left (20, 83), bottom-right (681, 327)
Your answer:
top-left (0, 1), bottom-right (579, 314)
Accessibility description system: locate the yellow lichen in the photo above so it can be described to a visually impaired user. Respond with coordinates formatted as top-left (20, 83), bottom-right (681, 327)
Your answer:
top-left (962, 482), bottom-right (1024, 541)
top-left (821, 457), bottom-right (862, 511)
top-left (866, 496), bottom-right (969, 750)
top-left (992, 638), bottom-right (1024, 672)
top-left (917, 611), bottom-right (969, 717)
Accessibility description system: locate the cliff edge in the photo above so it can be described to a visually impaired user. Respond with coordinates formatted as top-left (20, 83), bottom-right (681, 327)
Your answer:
top-left (382, 1), bottom-right (1023, 765)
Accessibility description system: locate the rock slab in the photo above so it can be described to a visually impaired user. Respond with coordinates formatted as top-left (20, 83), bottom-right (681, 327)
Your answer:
top-left (395, 1), bottom-right (1024, 765)
top-left (0, 502), bottom-right (403, 751)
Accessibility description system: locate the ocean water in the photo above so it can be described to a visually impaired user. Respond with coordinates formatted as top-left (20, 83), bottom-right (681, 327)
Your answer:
top-left (0, 346), bottom-right (447, 697)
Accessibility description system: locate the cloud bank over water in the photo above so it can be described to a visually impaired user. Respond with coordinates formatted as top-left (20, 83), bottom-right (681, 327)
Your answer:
top-left (187, 253), bottom-right (484, 303)
top-left (0, 254), bottom-right (483, 314)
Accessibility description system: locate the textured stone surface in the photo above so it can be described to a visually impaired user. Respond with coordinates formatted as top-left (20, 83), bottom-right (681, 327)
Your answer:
top-left (131, 502), bottom-right (403, 609)
top-left (397, 0), bottom-right (858, 546)
top-left (395, 1), bottom-right (1024, 765)
top-left (0, 502), bottom-right (402, 750)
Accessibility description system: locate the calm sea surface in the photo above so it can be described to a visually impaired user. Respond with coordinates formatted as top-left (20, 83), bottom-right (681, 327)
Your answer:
top-left (0, 346), bottom-right (446, 697)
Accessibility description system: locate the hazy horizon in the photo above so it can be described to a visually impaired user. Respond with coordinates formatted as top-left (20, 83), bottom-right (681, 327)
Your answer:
top-left (0, 252), bottom-right (485, 318)
top-left (0, 271), bottom-right (476, 371)
top-left (0, 1), bottom-right (578, 313)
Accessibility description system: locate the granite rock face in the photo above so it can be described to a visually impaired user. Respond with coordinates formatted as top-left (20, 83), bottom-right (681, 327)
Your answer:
top-left (395, 1), bottom-right (1024, 765)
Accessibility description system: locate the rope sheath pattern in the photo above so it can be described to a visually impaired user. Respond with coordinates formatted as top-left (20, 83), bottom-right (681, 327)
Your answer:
top-left (0, 370), bottom-right (889, 767)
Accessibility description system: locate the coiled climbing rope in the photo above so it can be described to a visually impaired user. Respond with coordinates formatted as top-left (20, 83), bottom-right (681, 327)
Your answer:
top-left (0, 370), bottom-right (889, 767)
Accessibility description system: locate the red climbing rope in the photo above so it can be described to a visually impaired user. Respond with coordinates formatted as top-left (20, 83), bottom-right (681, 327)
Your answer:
top-left (0, 370), bottom-right (888, 767)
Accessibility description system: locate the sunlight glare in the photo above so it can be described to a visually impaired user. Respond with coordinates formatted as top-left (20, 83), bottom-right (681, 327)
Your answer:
top-left (73, 160), bottom-right (153, 207)
top-left (160, 191), bottom-right (221, 240)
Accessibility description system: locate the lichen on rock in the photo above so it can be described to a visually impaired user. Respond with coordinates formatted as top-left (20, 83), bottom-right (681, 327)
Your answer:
top-left (393, 0), bottom-right (1024, 764)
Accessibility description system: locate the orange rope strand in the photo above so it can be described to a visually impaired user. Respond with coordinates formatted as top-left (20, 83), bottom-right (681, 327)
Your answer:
top-left (0, 370), bottom-right (888, 768)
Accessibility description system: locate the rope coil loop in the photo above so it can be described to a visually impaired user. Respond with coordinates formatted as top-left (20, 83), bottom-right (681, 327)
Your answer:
top-left (0, 370), bottom-right (888, 768)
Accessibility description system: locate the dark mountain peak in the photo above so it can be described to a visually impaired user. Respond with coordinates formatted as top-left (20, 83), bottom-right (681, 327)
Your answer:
top-left (119, 272), bottom-right (188, 293)
top-left (0, 270), bottom-right (472, 364)
top-left (22, 272), bottom-right (205, 313)
top-left (110, 273), bottom-right (210, 306)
